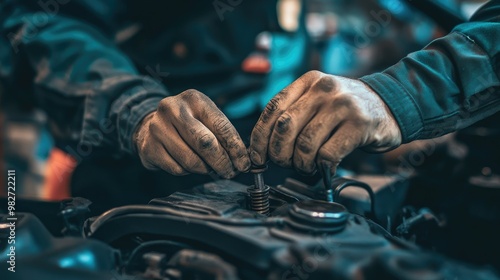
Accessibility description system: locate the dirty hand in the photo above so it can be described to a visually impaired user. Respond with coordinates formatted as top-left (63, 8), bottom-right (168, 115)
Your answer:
top-left (249, 71), bottom-right (402, 175)
top-left (135, 89), bottom-right (251, 178)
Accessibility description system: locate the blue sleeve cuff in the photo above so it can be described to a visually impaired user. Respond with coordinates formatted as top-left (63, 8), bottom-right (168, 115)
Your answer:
top-left (120, 96), bottom-right (162, 155)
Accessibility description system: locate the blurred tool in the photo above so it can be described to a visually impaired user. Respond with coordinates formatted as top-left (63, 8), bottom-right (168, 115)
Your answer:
top-left (248, 164), bottom-right (270, 215)
top-left (320, 161), bottom-right (334, 203)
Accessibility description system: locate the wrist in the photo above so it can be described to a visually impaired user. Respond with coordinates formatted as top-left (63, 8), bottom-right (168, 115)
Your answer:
top-left (359, 73), bottom-right (423, 143)
top-left (133, 112), bottom-right (155, 155)
top-left (357, 78), bottom-right (403, 149)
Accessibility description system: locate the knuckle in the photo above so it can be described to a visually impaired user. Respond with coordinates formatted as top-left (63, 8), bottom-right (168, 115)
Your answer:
top-left (265, 97), bottom-right (281, 113)
top-left (332, 93), bottom-right (355, 108)
top-left (269, 135), bottom-right (284, 156)
top-left (296, 133), bottom-right (314, 154)
top-left (181, 89), bottom-right (203, 100)
top-left (312, 76), bottom-right (336, 93)
top-left (214, 118), bottom-right (233, 136)
top-left (261, 97), bottom-right (283, 123)
top-left (305, 70), bottom-right (323, 79)
top-left (148, 120), bottom-right (161, 135)
top-left (268, 147), bottom-right (280, 160)
top-left (196, 134), bottom-right (216, 150)
top-left (158, 97), bottom-right (174, 113)
top-left (275, 113), bottom-right (293, 134)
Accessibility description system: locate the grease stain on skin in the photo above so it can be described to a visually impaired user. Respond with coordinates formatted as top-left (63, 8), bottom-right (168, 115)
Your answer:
top-left (275, 114), bottom-right (291, 134)
top-left (296, 140), bottom-right (312, 154)
top-left (313, 76), bottom-right (336, 93)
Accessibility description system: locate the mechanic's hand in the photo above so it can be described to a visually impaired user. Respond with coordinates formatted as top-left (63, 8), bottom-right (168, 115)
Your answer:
top-left (249, 71), bottom-right (402, 175)
top-left (135, 89), bottom-right (250, 178)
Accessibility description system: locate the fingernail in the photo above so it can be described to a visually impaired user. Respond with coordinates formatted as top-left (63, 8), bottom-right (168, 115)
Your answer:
top-left (250, 150), bottom-right (262, 165)
top-left (241, 157), bottom-right (251, 173)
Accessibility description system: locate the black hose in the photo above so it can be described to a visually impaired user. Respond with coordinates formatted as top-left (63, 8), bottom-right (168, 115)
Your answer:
top-left (88, 205), bottom-right (284, 235)
top-left (331, 178), bottom-right (377, 220)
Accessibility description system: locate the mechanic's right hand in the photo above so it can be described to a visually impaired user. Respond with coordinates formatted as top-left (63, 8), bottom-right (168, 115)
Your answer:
top-left (249, 71), bottom-right (402, 175)
top-left (134, 89), bottom-right (250, 178)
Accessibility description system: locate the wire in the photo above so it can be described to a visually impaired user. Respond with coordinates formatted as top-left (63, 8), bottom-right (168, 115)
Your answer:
top-left (332, 179), bottom-right (377, 220)
top-left (88, 205), bottom-right (284, 235)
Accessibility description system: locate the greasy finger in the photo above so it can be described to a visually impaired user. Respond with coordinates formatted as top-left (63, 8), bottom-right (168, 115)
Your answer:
top-left (174, 112), bottom-right (235, 178)
top-left (316, 124), bottom-right (363, 175)
top-left (249, 70), bottom-right (322, 165)
top-left (141, 142), bottom-right (188, 176)
top-left (268, 93), bottom-right (322, 167)
top-left (292, 108), bottom-right (344, 174)
top-left (151, 124), bottom-right (210, 174)
top-left (199, 102), bottom-right (250, 173)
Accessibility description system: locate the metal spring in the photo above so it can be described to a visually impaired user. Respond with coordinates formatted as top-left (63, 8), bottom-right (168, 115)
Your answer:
top-left (248, 185), bottom-right (270, 216)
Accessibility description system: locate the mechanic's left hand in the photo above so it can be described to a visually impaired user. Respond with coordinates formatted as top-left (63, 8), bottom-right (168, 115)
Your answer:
top-left (134, 89), bottom-right (250, 178)
top-left (249, 71), bottom-right (402, 175)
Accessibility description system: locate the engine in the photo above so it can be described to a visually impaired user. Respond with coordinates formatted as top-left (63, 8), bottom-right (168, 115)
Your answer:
top-left (1, 177), bottom-right (498, 280)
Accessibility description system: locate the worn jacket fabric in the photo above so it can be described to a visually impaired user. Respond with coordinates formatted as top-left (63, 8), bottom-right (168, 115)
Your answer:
top-left (0, 0), bottom-right (278, 156)
top-left (361, 0), bottom-right (500, 143)
top-left (2, 0), bottom-right (499, 156)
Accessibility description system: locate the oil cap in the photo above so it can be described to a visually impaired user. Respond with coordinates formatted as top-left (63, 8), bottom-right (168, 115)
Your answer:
top-left (287, 200), bottom-right (348, 232)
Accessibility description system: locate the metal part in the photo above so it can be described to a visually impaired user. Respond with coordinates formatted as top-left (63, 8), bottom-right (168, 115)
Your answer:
top-left (59, 197), bottom-right (92, 236)
top-left (6, 178), bottom-right (500, 280)
top-left (287, 200), bottom-right (348, 232)
top-left (248, 164), bottom-right (270, 215)
top-left (319, 161), bottom-right (334, 202)
top-left (290, 200), bottom-right (348, 223)
top-left (248, 185), bottom-right (270, 216)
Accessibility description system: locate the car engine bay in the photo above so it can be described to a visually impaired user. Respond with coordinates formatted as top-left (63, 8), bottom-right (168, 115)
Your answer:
top-left (2, 168), bottom-right (499, 280)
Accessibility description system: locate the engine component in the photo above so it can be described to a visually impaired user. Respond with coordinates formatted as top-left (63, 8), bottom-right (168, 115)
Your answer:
top-left (277, 174), bottom-right (409, 229)
top-left (319, 161), bottom-right (334, 202)
top-left (59, 197), bottom-right (92, 236)
top-left (82, 180), bottom-right (497, 279)
top-left (2, 179), bottom-right (499, 279)
top-left (248, 164), bottom-right (270, 215)
top-left (0, 213), bottom-right (118, 280)
top-left (287, 200), bottom-right (348, 232)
